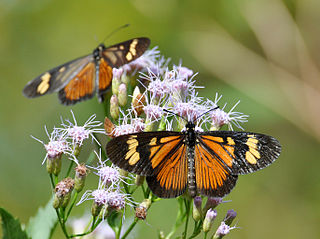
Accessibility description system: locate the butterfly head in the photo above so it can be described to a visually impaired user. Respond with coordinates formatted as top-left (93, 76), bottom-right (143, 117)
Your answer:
top-left (185, 121), bottom-right (196, 131)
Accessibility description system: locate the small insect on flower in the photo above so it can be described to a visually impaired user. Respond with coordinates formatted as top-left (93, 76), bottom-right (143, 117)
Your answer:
top-left (106, 106), bottom-right (281, 198)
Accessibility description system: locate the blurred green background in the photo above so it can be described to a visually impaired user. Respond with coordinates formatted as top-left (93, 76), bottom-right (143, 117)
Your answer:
top-left (1, 0), bottom-right (320, 238)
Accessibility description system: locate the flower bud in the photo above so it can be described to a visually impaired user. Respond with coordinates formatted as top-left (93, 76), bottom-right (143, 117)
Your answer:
top-left (203, 197), bottom-right (223, 213)
top-left (110, 95), bottom-right (120, 120)
top-left (132, 87), bottom-right (146, 116)
top-left (74, 164), bottom-right (88, 192)
top-left (135, 199), bottom-right (151, 220)
top-left (118, 83), bottom-right (127, 107)
top-left (192, 196), bottom-right (202, 221)
top-left (135, 175), bottom-right (145, 186)
top-left (121, 73), bottom-right (130, 85)
top-left (112, 68), bottom-right (123, 95)
top-left (119, 169), bottom-right (128, 177)
top-left (46, 156), bottom-right (62, 176)
top-left (104, 117), bottom-right (115, 138)
top-left (91, 201), bottom-right (104, 217)
top-left (53, 178), bottom-right (75, 209)
top-left (223, 209), bottom-right (237, 226)
top-left (202, 209), bottom-right (217, 232)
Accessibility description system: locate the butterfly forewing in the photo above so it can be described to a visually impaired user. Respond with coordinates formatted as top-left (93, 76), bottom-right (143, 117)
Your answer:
top-left (197, 131), bottom-right (281, 175)
top-left (106, 131), bottom-right (189, 198)
top-left (23, 55), bottom-right (92, 98)
top-left (102, 38), bottom-right (150, 67)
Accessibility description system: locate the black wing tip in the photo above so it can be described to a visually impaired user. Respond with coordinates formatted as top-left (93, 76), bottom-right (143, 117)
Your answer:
top-left (22, 76), bottom-right (39, 98)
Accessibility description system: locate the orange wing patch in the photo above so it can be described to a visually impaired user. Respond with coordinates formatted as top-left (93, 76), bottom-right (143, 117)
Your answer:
top-left (149, 136), bottom-right (182, 168)
top-left (195, 144), bottom-right (230, 190)
top-left (200, 136), bottom-right (234, 167)
top-left (155, 144), bottom-right (187, 191)
top-left (98, 58), bottom-right (113, 92)
top-left (63, 62), bottom-right (95, 101)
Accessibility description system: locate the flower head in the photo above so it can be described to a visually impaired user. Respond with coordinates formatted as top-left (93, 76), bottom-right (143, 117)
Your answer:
top-left (60, 111), bottom-right (105, 147)
top-left (214, 221), bottom-right (238, 238)
top-left (32, 127), bottom-right (71, 164)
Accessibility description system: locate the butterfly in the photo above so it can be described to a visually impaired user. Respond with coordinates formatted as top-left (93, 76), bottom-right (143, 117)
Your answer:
top-left (23, 37), bottom-right (150, 105)
top-left (106, 119), bottom-right (281, 198)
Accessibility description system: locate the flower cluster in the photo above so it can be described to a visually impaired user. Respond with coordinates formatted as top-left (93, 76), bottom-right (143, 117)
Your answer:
top-left (78, 150), bottom-right (132, 218)
top-left (108, 53), bottom-right (248, 135)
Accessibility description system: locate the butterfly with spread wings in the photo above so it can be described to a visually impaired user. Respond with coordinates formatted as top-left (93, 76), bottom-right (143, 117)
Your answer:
top-left (23, 38), bottom-right (150, 105)
top-left (106, 120), bottom-right (281, 198)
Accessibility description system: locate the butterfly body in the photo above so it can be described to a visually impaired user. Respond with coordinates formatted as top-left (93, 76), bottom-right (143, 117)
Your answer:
top-left (23, 38), bottom-right (150, 105)
top-left (106, 121), bottom-right (281, 198)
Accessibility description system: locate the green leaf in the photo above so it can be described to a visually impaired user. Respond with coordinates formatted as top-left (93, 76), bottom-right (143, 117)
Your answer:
top-left (107, 211), bottom-right (120, 233)
top-left (26, 198), bottom-right (57, 239)
top-left (0, 207), bottom-right (30, 239)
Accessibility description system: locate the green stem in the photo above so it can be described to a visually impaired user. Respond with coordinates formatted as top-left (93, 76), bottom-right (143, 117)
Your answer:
top-left (188, 220), bottom-right (203, 239)
top-left (115, 212), bottom-right (124, 239)
top-left (55, 209), bottom-right (69, 238)
top-left (49, 174), bottom-right (55, 189)
top-left (121, 218), bottom-right (138, 239)
top-left (68, 217), bottom-right (102, 238)
top-left (165, 198), bottom-right (185, 239)
top-left (182, 199), bottom-right (191, 239)
top-left (54, 175), bottom-right (59, 185)
top-left (65, 192), bottom-right (78, 220)
top-left (65, 160), bottom-right (74, 178)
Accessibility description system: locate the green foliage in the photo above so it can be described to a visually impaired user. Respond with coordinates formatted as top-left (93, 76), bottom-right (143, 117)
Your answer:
top-left (26, 199), bottom-right (57, 239)
top-left (0, 208), bottom-right (30, 239)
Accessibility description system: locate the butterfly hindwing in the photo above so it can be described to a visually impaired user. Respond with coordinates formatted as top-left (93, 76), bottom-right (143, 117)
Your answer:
top-left (58, 60), bottom-right (96, 105)
top-left (194, 140), bottom-right (238, 197)
top-left (23, 55), bottom-right (92, 98)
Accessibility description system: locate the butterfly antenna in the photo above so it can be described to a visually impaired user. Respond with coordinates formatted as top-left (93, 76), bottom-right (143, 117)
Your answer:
top-left (163, 109), bottom-right (188, 122)
top-left (195, 106), bottom-right (219, 122)
top-left (101, 24), bottom-right (130, 43)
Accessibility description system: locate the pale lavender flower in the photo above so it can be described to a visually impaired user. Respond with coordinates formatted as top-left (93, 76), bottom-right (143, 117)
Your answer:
top-left (78, 189), bottom-right (109, 207)
top-left (214, 221), bottom-right (238, 238)
top-left (113, 68), bottom-right (124, 79)
top-left (112, 111), bottom-right (145, 136)
top-left (31, 127), bottom-right (71, 164)
top-left (143, 103), bottom-right (164, 121)
top-left (106, 191), bottom-right (126, 210)
top-left (60, 111), bottom-right (105, 147)
top-left (89, 150), bottom-right (126, 190)
top-left (170, 100), bottom-right (207, 123)
top-left (203, 209), bottom-right (217, 232)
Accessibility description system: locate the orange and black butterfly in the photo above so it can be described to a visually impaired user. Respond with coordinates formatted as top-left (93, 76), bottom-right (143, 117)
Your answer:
top-left (23, 38), bottom-right (150, 105)
top-left (106, 119), bottom-right (281, 198)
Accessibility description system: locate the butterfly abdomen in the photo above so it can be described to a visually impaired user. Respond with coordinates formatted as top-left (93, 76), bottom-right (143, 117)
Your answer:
top-left (187, 145), bottom-right (197, 197)
top-left (186, 123), bottom-right (197, 197)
